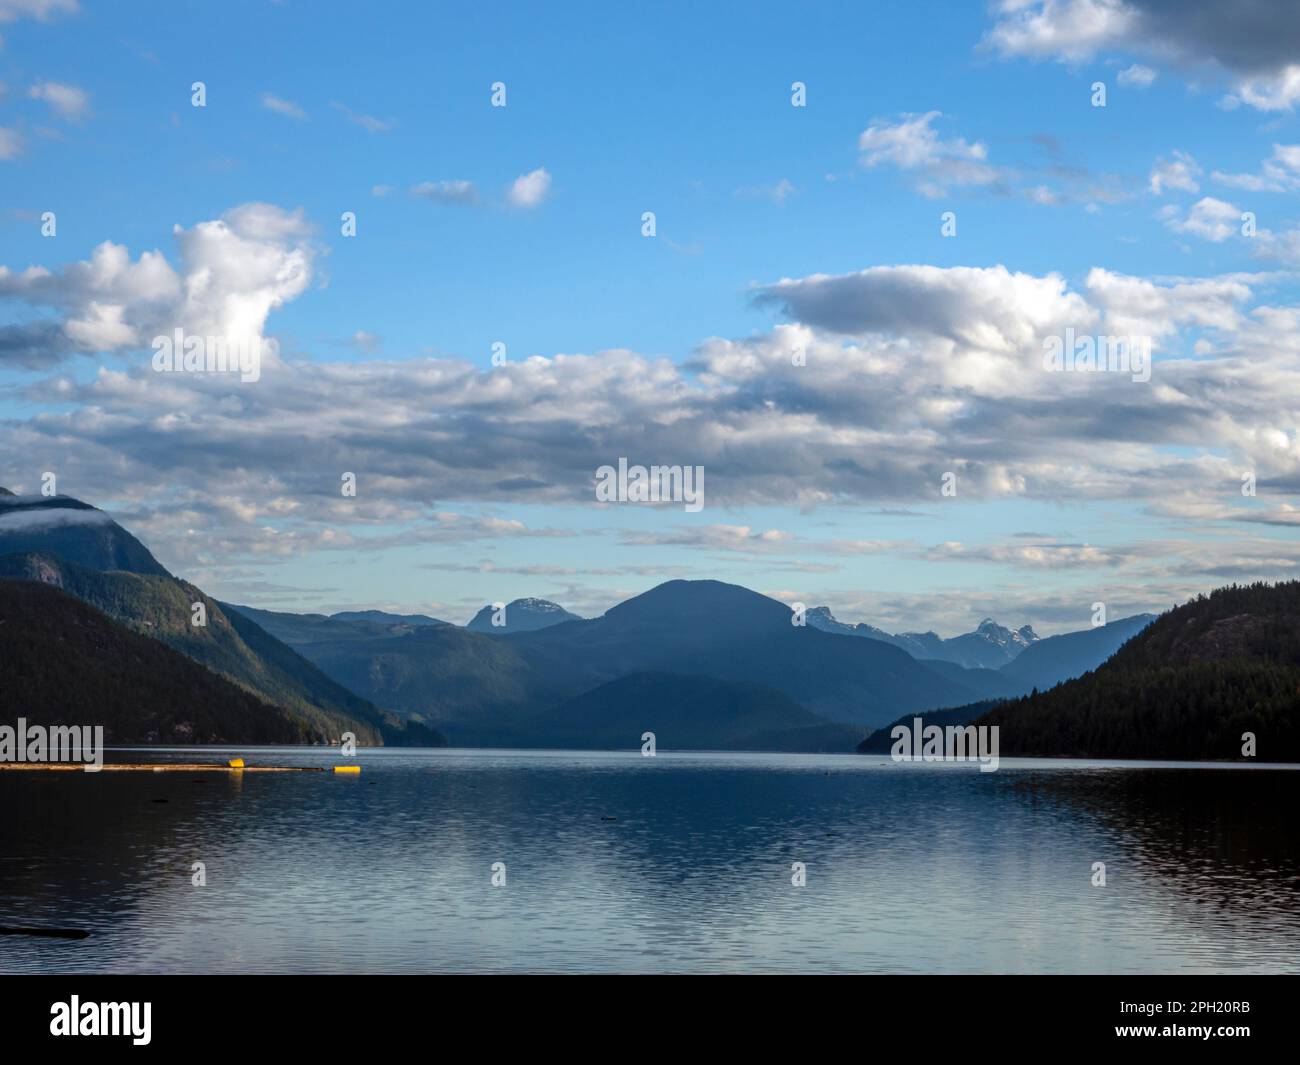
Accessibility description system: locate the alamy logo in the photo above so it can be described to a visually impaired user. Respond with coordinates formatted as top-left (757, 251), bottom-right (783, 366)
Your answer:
top-left (890, 718), bottom-right (1000, 773)
top-left (1042, 327), bottom-right (1151, 383)
top-left (595, 457), bottom-right (704, 512)
top-left (0, 719), bottom-right (104, 770)
top-left (50, 997), bottom-right (151, 1045)
top-left (151, 328), bottom-right (272, 383)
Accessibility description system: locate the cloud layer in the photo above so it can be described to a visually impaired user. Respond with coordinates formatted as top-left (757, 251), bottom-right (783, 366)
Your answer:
top-left (2, 205), bottom-right (1297, 604)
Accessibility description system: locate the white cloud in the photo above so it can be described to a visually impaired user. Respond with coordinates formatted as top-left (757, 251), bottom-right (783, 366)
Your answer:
top-left (983, 0), bottom-right (1135, 62)
top-left (330, 101), bottom-right (394, 133)
top-left (858, 112), bottom-right (1001, 196)
top-left (506, 167), bottom-right (551, 208)
top-left (0, 126), bottom-right (21, 159)
top-left (349, 329), bottom-right (381, 353)
top-left (1224, 66), bottom-right (1300, 112)
top-left (261, 93), bottom-right (307, 120)
top-left (410, 179), bottom-right (478, 205)
top-left (0, 0), bottom-right (77, 20)
top-left (737, 178), bottom-right (796, 204)
top-left (28, 80), bottom-right (89, 120)
top-left (1117, 63), bottom-right (1156, 88)
top-left (1212, 144), bottom-right (1300, 192)
top-left (0, 202), bottom-right (314, 362)
top-left (0, 506), bottom-right (113, 531)
top-left (1161, 196), bottom-right (1243, 242)
top-left (984, 0), bottom-right (1300, 112)
top-left (752, 263), bottom-right (1092, 352)
top-left (1149, 151), bottom-right (1200, 195)
top-left (4, 229), bottom-right (1299, 588)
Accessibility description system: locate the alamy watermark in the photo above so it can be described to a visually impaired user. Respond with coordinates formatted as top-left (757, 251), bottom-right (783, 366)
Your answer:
top-left (151, 329), bottom-right (274, 383)
top-left (890, 717), bottom-right (1000, 773)
top-left (0, 719), bottom-right (104, 770)
top-left (50, 997), bottom-right (151, 1045)
top-left (1043, 327), bottom-right (1150, 383)
top-left (595, 458), bottom-right (704, 512)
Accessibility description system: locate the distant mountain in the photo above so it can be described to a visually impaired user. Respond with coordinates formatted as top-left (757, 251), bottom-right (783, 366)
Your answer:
top-left (466, 597), bottom-right (580, 634)
top-left (520, 671), bottom-right (863, 752)
top-left (943, 619), bottom-right (1039, 668)
top-left (500, 580), bottom-right (1019, 730)
top-left (224, 604), bottom-right (555, 739)
top-left (0, 578), bottom-right (311, 744)
top-left (806, 606), bottom-right (1038, 668)
top-left (0, 551), bottom-right (442, 747)
top-left (244, 579), bottom-right (1022, 743)
top-left (857, 700), bottom-right (1006, 754)
top-left (977, 583), bottom-right (1300, 760)
top-left (804, 605), bottom-right (895, 642)
top-left (998, 613), bottom-right (1155, 691)
top-left (228, 605), bottom-right (428, 646)
top-left (0, 492), bottom-right (169, 576)
top-left (331, 609), bottom-right (446, 627)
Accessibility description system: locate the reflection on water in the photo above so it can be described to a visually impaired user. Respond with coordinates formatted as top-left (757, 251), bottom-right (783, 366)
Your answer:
top-left (2, 748), bottom-right (1298, 973)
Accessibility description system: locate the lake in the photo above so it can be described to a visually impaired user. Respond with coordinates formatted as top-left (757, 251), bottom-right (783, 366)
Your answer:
top-left (2, 748), bottom-right (1298, 973)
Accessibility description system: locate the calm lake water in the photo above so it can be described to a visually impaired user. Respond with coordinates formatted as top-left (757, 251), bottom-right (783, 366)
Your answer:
top-left (2, 747), bottom-right (1298, 974)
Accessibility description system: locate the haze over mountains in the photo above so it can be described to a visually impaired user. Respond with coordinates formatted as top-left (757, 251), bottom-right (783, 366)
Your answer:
top-left (2, 486), bottom-right (1247, 757)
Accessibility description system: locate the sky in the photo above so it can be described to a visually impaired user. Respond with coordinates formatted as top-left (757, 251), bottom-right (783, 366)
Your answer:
top-left (1, 0), bottom-right (1299, 635)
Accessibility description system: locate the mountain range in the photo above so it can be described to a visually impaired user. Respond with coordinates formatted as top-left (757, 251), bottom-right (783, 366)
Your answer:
top-left (232, 576), bottom-right (1155, 749)
top-left (238, 579), bottom-right (1028, 744)
top-left (807, 606), bottom-right (1039, 668)
top-left (3, 486), bottom-right (1243, 757)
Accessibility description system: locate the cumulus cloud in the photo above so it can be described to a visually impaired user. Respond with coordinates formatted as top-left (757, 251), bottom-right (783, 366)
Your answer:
top-left (984, 0), bottom-right (1300, 111)
top-left (1160, 196), bottom-right (1243, 242)
top-left (0, 202), bottom-right (315, 365)
top-left (751, 264), bottom-right (1092, 349)
top-left (506, 167), bottom-right (551, 208)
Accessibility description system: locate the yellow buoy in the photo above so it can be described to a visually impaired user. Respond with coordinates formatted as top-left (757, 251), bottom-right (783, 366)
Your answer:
top-left (333, 765), bottom-right (361, 775)
top-left (228, 757), bottom-right (245, 769)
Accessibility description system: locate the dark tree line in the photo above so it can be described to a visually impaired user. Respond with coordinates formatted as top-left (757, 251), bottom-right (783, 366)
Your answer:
top-left (978, 582), bottom-right (1300, 761)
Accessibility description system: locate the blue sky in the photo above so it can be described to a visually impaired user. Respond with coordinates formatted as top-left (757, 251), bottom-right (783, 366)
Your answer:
top-left (2, 0), bottom-right (1299, 634)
